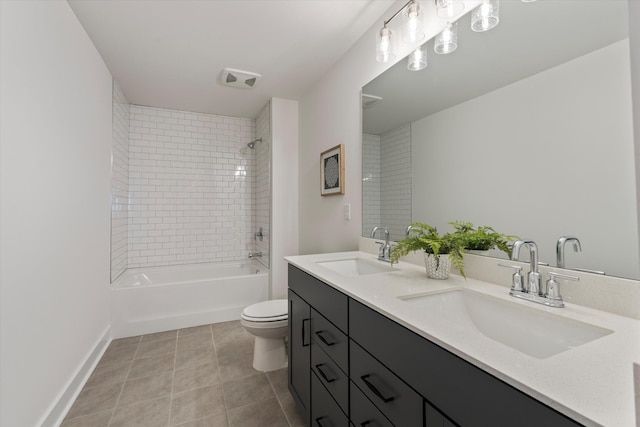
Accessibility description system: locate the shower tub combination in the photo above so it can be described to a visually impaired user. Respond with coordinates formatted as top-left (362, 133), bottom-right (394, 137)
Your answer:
top-left (111, 261), bottom-right (269, 338)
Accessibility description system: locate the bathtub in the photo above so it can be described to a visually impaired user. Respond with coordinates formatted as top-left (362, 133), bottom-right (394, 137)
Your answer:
top-left (110, 261), bottom-right (269, 338)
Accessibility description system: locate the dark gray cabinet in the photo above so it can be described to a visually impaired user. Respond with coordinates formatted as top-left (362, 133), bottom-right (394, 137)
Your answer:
top-left (288, 264), bottom-right (584, 427)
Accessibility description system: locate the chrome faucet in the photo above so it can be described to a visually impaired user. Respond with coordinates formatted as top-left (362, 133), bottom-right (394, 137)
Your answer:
top-left (511, 240), bottom-right (541, 295)
top-left (405, 225), bottom-right (417, 237)
top-left (505, 239), bottom-right (580, 308)
top-left (370, 226), bottom-right (392, 262)
top-left (556, 235), bottom-right (581, 269)
top-left (248, 251), bottom-right (262, 259)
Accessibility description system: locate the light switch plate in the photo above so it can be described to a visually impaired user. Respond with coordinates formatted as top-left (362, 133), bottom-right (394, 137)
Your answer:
top-left (344, 203), bottom-right (351, 220)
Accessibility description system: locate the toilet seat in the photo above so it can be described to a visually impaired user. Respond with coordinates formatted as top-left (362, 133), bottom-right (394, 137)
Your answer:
top-left (241, 299), bottom-right (288, 322)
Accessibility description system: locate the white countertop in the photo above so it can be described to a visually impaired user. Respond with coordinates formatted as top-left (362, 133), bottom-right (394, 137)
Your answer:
top-left (285, 251), bottom-right (640, 427)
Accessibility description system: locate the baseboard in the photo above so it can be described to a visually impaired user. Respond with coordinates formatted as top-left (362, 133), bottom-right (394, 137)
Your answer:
top-left (38, 326), bottom-right (111, 427)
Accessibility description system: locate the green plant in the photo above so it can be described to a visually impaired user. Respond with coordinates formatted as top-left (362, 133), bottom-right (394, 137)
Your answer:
top-left (449, 221), bottom-right (517, 257)
top-left (390, 222), bottom-right (466, 277)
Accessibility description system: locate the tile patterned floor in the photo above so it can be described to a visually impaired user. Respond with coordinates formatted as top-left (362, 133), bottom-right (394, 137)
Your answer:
top-left (61, 321), bottom-right (307, 427)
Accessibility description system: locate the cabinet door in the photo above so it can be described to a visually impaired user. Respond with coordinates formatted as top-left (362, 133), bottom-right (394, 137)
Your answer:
top-left (289, 289), bottom-right (311, 424)
top-left (312, 372), bottom-right (350, 427)
top-left (425, 400), bottom-right (457, 427)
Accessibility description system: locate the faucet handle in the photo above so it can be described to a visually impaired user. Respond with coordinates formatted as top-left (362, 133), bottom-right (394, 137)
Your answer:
top-left (545, 271), bottom-right (579, 304)
top-left (499, 264), bottom-right (524, 292)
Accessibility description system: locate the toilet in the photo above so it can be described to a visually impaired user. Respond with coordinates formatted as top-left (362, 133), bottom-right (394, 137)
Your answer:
top-left (240, 299), bottom-right (289, 372)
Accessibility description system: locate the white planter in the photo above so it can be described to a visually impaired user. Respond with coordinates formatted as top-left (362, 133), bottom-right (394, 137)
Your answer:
top-left (424, 253), bottom-right (451, 280)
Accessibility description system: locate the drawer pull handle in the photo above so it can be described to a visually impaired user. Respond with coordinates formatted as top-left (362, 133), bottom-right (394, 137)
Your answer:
top-left (302, 319), bottom-right (311, 347)
top-left (315, 330), bottom-right (336, 346)
top-left (315, 363), bottom-right (336, 383)
top-left (361, 422), bottom-right (372, 427)
top-left (361, 374), bottom-right (394, 403)
top-left (315, 416), bottom-right (331, 427)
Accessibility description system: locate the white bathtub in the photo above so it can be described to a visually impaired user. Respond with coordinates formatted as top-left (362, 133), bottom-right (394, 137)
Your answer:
top-left (110, 261), bottom-right (269, 338)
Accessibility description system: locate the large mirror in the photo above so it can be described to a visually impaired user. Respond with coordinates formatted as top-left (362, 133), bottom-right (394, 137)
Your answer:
top-left (362, 0), bottom-right (639, 279)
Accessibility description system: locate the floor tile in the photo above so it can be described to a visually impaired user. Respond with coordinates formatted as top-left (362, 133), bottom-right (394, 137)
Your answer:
top-left (212, 325), bottom-right (251, 350)
top-left (210, 321), bottom-right (242, 337)
top-left (65, 382), bottom-right (122, 420)
top-left (118, 371), bottom-right (173, 406)
top-left (84, 360), bottom-right (130, 389)
top-left (177, 332), bottom-right (214, 353)
top-left (60, 409), bottom-right (111, 427)
top-left (109, 396), bottom-right (171, 427)
top-left (128, 353), bottom-right (175, 380)
top-left (217, 351), bottom-right (258, 382)
top-left (136, 338), bottom-right (176, 359)
top-left (266, 368), bottom-right (288, 397)
top-left (277, 392), bottom-right (308, 427)
top-left (175, 346), bottom-right (217, 370)
top-left (227, 397), bottom-right (289, 427)
top-left (169, 385), bottom-right (225, 425)
top-left (173, 362), bottom-right (220, 394)
top-left (222, 373), bottom-right (274, 410)
top-left (100, 341), bottom-right (139, 366)
top-left (173, 412), bottom-right (228, 427)
top-left (142, 330), bottom-right (178, 343)
top-left (214, 333), bottom-right (253, 360)
top-left (179, 324), bottom-right (212, 337)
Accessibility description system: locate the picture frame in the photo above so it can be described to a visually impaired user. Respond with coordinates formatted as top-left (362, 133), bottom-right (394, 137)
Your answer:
top-left (320, 144), bottom-right (345, 196)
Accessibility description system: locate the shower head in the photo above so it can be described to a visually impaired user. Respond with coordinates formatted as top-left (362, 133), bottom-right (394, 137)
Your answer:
top-left (247, 138), bottom-right (262, 149)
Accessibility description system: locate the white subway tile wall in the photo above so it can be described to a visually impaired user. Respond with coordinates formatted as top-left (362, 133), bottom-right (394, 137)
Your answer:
top-left (362, 133), bottom-right (381, 237)
top-left (254, 103), bottom-right (271, 269)
top-left (380, 124), bottom-right (411, 241)
top-left (127, 105), bottom-right (255, 268)
top-left (111, 80), bottom-right (129, 281)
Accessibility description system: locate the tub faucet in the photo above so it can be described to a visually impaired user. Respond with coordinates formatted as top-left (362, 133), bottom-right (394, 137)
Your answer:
top-left (556, 235), bottom-right (581, 269)
top-left (511, 240), bottom-right (541, 295)
top-left (370, 226), bottom-right (391, 262)
top-left (248, 251), bottom-right (262, 259)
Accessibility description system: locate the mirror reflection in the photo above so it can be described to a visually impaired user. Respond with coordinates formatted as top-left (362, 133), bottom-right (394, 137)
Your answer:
top-left (362, 0), bottom-right (639, 279)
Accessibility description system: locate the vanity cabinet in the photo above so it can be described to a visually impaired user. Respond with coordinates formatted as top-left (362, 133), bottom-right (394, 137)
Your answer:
top-left (288, 264), bottom-right (583, 427)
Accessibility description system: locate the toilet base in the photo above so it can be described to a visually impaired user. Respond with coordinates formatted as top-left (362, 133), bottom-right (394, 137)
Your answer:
top-left (252, 336), bottom-right (288, 372)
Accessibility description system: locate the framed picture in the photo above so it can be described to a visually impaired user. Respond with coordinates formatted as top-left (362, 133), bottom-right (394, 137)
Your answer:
top-left (320, 144), bottom-right (345, 196)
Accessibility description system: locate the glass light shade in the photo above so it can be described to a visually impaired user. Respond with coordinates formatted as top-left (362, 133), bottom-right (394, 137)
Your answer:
top-left (471, 0), bottom-right (500, 32)
top-left (436, 0), bottom-right (465, 19)
top-left (407, 45), bottom-right (427, 71)
top-left (402, 1), bottom-right (425, 43)
top-left (376, 26), bottom-right (395, 63)
top-left (434, 22), bottom-right (458, 54)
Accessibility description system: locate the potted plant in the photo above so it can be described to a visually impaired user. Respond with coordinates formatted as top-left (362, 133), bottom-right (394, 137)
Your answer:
top-left (391, 222), bottom-right (466, 279)
top-left (450, 221), bottom-right (517, 257)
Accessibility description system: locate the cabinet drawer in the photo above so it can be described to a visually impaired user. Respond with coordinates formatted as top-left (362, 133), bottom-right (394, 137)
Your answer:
top-left (289, 265), bottom-right (348, 334)
top-left (350, 381), bottom-right (394, 427)
top-left (349, 299), bottom-right (582, 427)
top-left (312, 343), bottom-right (348, 415)
top-left (311, 309), bottom-right (348, 372)
top-left (312, 371), bottom-right (349, 427)
top-left (350, 340), bottom-right (423, 426)
top-left (425, 400), bottom-right (457, 427)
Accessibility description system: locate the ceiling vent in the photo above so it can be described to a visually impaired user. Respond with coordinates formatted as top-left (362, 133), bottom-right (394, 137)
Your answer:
top-left (221, 68), bottom-right (261, 89)
top-left (362, 93), bottom-right (383, 109)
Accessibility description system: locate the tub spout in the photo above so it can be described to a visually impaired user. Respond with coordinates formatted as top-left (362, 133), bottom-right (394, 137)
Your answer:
top-left (248, 252), bottom-right (262, 259)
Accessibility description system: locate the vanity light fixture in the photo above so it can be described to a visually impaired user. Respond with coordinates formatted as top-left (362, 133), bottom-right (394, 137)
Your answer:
top-left (407, 44), bottom-right (427, 71)
top-left (435, 0), bottom-right (464, 19)
top-left (434, 21), bottom-right (458, 54)
top-left (471, 0), bottom-right (500, 32)
top-left (376, 25), bottom-right (396, 63)
top-left (403, 1), bottom-right (425, 43)
top-left (376, 0), bottom-right (423, 63)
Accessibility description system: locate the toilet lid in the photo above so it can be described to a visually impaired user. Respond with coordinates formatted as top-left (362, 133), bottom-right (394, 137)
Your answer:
top-left (242, 299), bottom-right (288, 321)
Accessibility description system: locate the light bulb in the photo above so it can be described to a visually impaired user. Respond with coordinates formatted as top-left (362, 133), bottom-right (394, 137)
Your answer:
top-left (471, 0), bottom-right (499, 32)
top-left (436, 0), bottom-right (464, 19)
top-left (434, 22), bottom-right (458, 54)
top-left (407, 45), bottom-right (427, 71)
top-left (376, 26), bottom-right (395, 63)
top-left (402, 1), bottom-right (424, 43)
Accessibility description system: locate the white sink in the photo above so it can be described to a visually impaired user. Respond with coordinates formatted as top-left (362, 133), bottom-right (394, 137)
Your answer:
top-left (400, 289), bottom-right (612, 359)
top-left (317, 258), bottom-right (395, 276)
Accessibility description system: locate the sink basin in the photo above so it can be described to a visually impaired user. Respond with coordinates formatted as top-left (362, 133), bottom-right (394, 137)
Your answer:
top-left (400, 289), bottom-right (612, 359)
top-left (317, 258), bottom-right (395, 276)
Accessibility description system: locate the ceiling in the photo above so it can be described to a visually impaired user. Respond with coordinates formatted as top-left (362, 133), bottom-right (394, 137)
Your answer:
top-left (363, 0), bottom-right (630, 135)
top-left (68, 0), bottom-right (395, 119)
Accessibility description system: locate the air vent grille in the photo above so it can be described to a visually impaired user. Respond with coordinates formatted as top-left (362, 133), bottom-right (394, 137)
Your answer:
top-left (221, 68), bottom-right (261, 89)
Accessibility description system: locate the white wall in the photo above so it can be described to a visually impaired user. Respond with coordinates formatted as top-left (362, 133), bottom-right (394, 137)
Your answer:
top-left (271, 98), bottom-right (299, 299)
top-left (298, 0), bottom-right (455, 254)
top-left (411, 40), bottom-right (638, 279)
top-left (0, 1), bottom-right (112, 426)
top-left (630, 1), bottom-right (640, 256)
